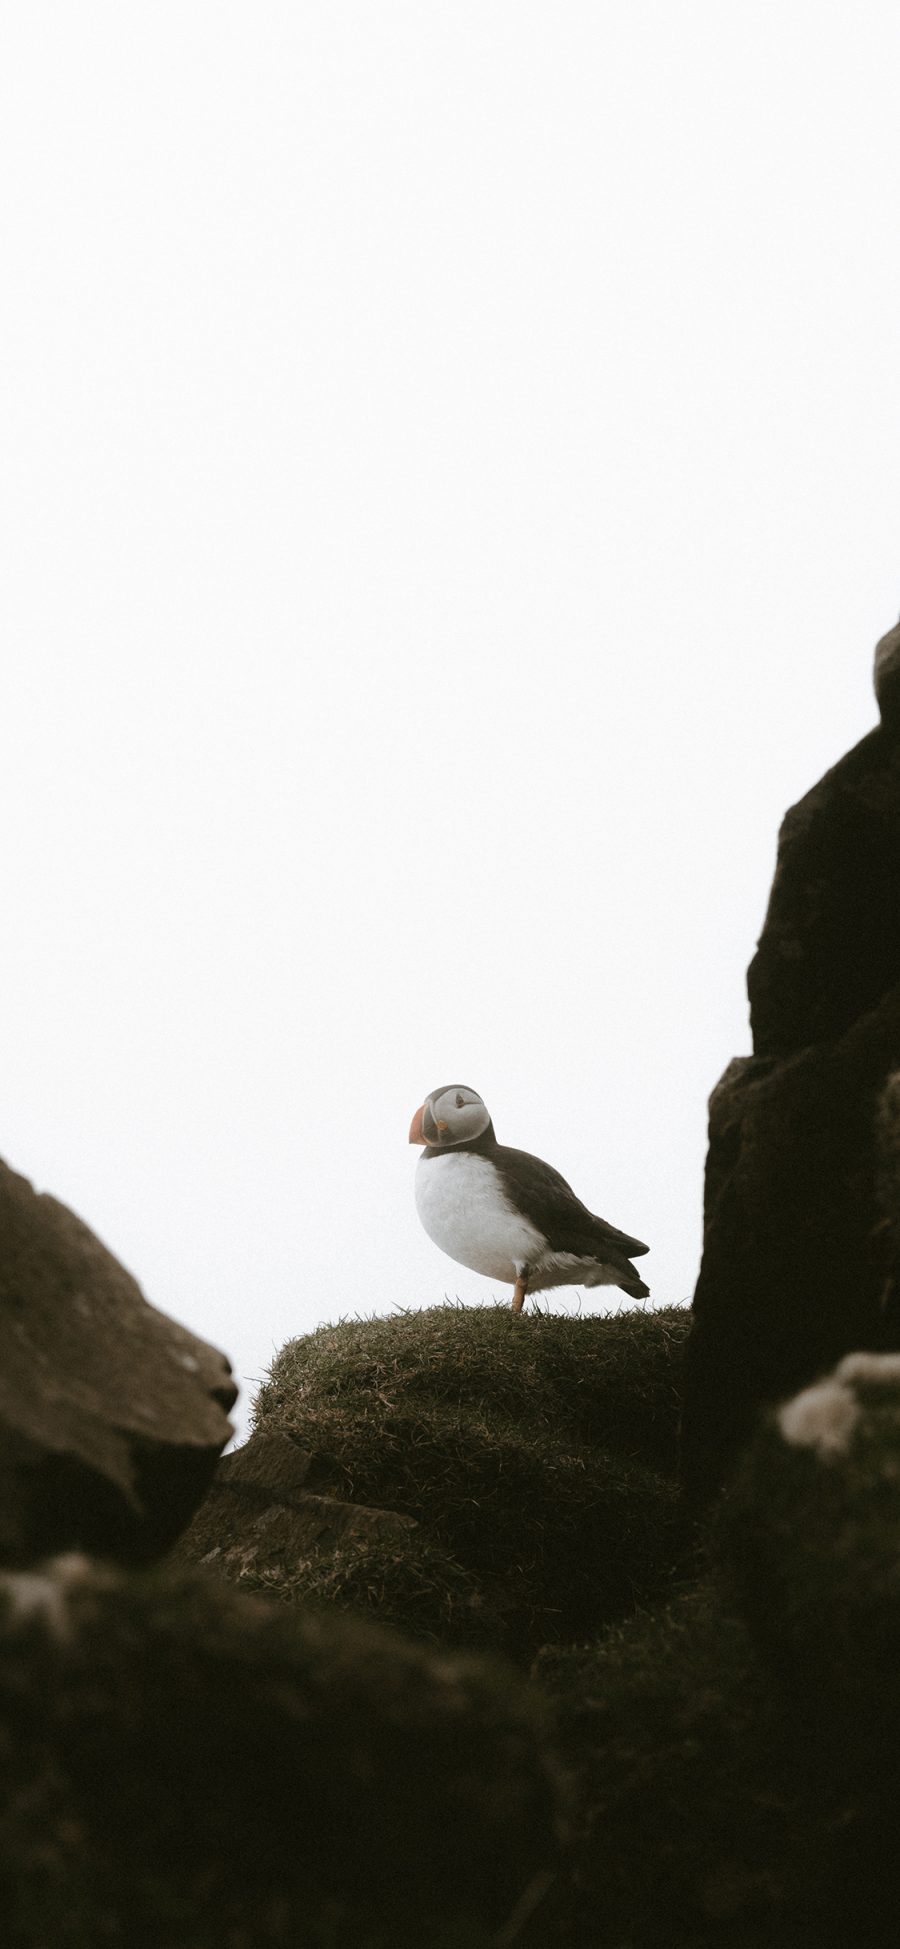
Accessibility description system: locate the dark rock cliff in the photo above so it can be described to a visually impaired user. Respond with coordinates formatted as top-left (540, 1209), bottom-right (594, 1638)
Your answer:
top-left (683, 634), bottom-right (900, 1494)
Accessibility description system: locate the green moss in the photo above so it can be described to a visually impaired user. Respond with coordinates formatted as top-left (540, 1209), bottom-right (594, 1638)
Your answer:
top-left (250, 1304), bottom-right (693, 1656)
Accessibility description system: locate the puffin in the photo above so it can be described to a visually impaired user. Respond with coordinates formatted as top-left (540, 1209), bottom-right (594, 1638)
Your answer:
top-left (409, 1083), bottom-right (650, 1314)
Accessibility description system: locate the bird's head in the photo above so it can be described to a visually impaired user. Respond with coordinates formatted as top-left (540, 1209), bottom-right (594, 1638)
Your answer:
top-left (408, 1084), bottom-right (492, 1148)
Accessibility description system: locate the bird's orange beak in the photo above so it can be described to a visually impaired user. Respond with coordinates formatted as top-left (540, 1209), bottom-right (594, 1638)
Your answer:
top-left (408, 1103), bottom-right (426, 1145)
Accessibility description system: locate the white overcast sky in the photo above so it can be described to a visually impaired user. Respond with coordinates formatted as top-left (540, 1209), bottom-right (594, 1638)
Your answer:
top-left (2, 5), bottom-right (899, 1440)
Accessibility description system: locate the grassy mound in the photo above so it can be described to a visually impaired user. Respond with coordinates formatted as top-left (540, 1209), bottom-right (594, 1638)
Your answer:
top-left (251, 1303), bottom-right (693, 1657)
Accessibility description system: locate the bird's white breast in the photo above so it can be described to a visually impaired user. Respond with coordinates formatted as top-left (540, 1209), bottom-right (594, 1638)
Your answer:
top-left (414, 1151), bottom-right (545, 1283)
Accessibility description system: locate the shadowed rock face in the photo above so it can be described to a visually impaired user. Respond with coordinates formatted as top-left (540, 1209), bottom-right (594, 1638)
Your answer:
top-left (0, 1555), bottom-right (563, 1947)
top-left (536, 1356), bottom-right (900, 1949)
top-left (0, 1160), bottom-right (236, 1562)
top-left (747, 729), bottom-right (900, 1056)
top-left (684, 657), bottom-right (900, 1496)
top-left (683, 993), bottom-right (900, 1491)
top-left (720, 1350), bottom-right (900, 1718)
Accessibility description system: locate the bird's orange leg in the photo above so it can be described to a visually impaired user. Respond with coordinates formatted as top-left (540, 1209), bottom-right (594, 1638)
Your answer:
top-left (511, 1275), bottom-right (527, 1315)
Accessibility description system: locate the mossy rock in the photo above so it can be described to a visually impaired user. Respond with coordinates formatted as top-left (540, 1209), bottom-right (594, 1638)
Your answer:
top-left (176, 1428), bottom-right (500, 1651)
top-left (533, 1585), bottom-right (875, 1948)
top-left (243, 1303), bottom-right (693, 1657)
top-left (720, 1350), bottom-right (900, 1736)
top-left (0, 1554), bottom-right (563, 1948)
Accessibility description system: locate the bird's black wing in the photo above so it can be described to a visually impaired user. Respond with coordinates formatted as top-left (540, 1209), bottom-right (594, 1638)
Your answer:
top-left (491, 1143), bottom-right (650, 1259)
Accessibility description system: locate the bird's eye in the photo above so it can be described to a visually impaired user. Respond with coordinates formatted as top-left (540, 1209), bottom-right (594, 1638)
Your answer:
top-left (456, 1093), bottom-right (466, 1109)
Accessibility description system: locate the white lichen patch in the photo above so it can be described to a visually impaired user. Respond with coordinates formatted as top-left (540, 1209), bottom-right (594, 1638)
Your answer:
top-left (778, 1350), bottom-right (900, 1461)
top-left (0, 1552), bottom-right (100, 1643)
top-left (835, 1351), bottom-right (900, 1389)
top-left (777, 1380), bottom-right (861, 1458)
top-left (175, 1351), bottom-right (200, 1373)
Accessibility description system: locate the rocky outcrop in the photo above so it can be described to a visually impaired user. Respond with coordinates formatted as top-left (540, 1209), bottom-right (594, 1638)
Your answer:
top-left (0, 1554), bottom-right (564, 1947)
top-left (683, 635), bottom-right (900, 1495)
top-left (173, 1429), bottom-right (495, 1648)
top-left (174, 1428), bottom-right (419, 1580)
top-left (0, 1159), bottom-right (235, 1562)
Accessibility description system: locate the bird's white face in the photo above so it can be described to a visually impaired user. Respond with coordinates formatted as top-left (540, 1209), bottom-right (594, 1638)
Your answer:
top-left (408, 1084), bottom-right (492, 1148)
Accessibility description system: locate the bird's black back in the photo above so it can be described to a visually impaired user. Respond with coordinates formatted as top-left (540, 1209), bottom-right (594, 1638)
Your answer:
top-left (489, 1140), bottom-right (649, 1261)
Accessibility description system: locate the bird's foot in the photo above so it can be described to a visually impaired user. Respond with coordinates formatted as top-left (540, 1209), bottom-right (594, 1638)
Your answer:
top-left (511, 1277), bottom-right (527, 1315)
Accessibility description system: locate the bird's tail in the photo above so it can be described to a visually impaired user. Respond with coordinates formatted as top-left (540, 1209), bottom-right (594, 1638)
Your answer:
top-left (619, 1271), bottom-right (650, 1300)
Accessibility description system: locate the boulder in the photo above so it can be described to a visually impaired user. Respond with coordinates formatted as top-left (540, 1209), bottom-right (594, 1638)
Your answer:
top-left (0, 1554), bottom-right (563, 1947)
top-left (0, 1159), bottom-right (235, 1562)
top-left (683, 642), bottom-right (900, 1495)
